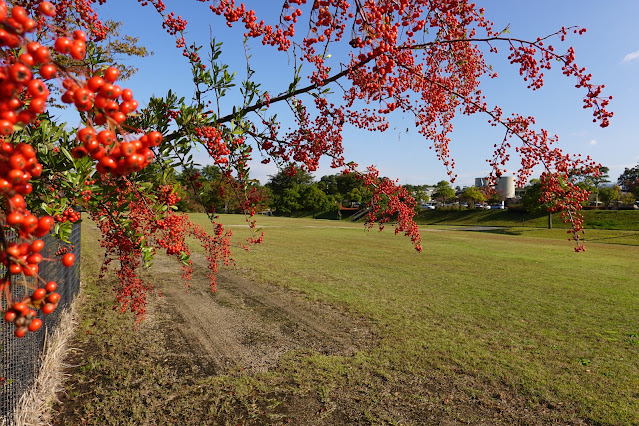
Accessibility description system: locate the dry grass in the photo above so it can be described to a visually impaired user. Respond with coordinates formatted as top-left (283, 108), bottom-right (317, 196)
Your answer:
top-left (13, 292), bottom-right (83, 426)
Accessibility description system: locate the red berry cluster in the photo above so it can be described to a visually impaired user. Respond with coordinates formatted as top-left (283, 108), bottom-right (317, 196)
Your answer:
top-left (72, 126), bottom-right (162, 176)
top-left (80, 179), bottom-right (95, 202)
top-left (360, 166), bottom-right (422, 252)
top-left (3, 280), bottom-right (60, 338)
top-left (59, 62), bottom-right (164, 176)
top-left (158, 185), bottom-right (180, 206)
top-left (0, 238), bottom-right (46, 277)
top-left (0, 141), bottom-right (41, 199)
top-left (0, 5), bottom-right (56, 131)
top-left (61, 66), bottom-right (135, 122)
top-left (54, 207), bottom-right (81, 223)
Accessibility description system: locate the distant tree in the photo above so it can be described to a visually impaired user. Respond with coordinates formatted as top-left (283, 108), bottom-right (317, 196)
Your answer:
top-left (520, 180), bottom-right (545, 214)
top-left (267, 168), bottom-right (315, 195)
top-left (318, 172), bottom-right (371, 206)
top-left (176, 166), bottom-right (269, 214)
top-left (404, 185), bottom-right (431, 204)
top-left (318, 174), bottom-right (339, 196)
top-left (346, 187), bottom-right (365, 205)
top-left (520, 179), bottom-right (555, 228)
top-left (200, 165), bottom-right (223, 181)
top-left (618, 165), bottom-right (639, 198)
top-left (335, 173), bottom-right (364, 198)
top-left (461, 186), bottom-right (486, 208)
top-left (433, 181), bottom-right (455, 204)
top-left (486, 191), bottom-right (502, 204)
top-left (599, 185), bottom-right (622, 209)
top-left (621, 192), bottom-right (636, 207)
top-left (570, 166), bottom-right (610, 204)
top-left (278, 187), bottom-right (303, 215)
top-left (267, 168), bottom-right (331, 215)
top-left (594, 166), bottom-right (611, 189)
top-left (301, 185), bottom-right (332, 216)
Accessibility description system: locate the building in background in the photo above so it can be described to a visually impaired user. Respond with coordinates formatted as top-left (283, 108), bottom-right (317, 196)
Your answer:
top-left (475, 176), bottom-right (516, 199)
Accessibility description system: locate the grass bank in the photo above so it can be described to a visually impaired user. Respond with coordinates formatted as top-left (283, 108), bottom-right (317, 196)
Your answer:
top-left (414, 208), bottom-right (639, 230)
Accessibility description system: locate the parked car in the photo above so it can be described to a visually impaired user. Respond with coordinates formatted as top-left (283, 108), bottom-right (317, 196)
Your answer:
top-left (490, 204), bottom-right (505, 210)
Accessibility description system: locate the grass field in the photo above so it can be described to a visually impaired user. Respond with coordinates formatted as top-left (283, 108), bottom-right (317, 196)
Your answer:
top-left (194, 214), bottom-right (639, 423)
top-left (58, 215), bottom-right (639, 424)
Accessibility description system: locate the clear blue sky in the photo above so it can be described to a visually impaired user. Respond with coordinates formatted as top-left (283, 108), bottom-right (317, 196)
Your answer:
top-left (90, 1), bottom-right (638, 187)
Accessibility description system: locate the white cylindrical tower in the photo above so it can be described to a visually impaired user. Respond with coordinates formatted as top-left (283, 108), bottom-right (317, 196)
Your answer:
top-left (496, 176), bottom-right (515, 198)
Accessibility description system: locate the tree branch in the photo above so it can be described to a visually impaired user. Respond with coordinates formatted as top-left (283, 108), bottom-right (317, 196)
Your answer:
top-left (216, 53), bottom-right (378, 124)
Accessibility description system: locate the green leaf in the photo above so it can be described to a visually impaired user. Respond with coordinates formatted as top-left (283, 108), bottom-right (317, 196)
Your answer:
top-left (55, 222), bottom-right (73, 243)
top-left (60, 146), bottom-right (74, 163)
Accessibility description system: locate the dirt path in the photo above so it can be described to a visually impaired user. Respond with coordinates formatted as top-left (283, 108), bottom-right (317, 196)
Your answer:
top-left (144, 250), bottom-right (377, 378)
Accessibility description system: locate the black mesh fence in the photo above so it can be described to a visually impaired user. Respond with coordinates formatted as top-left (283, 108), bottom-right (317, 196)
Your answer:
top-left (0, 222), bottom-right (81, 422)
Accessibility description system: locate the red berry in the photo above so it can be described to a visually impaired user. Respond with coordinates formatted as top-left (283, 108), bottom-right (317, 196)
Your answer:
top-left (61, 253), bottom-right (75, 267)
top-left (46, 293), bottom-right (61, 304)
top-left (45, 281), bottom-right (57, 293)
top-left (40, 64), bottom-right (57, 79)
top-left (54, 37), bottom-right (72, 54)
top-left (104, 66), bottom-right (120, 83)
top-left (32, 288), bottom-right (46, 300)
top-left (37, 1), bottom-right (56, 17)
top-left (4, 310), bottom-right (16, 323)
top-left (41, 303), bottom-right (55, 315)
top-left (12, 302), bottom-right (28, 313)
top-left (28, 318), bottom-right (43, 332)
top-left (30, 239), bottom-right (45, 252)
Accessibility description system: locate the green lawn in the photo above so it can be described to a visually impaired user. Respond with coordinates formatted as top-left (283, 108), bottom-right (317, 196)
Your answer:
top-left (188, 213), bottom-right (639, 424)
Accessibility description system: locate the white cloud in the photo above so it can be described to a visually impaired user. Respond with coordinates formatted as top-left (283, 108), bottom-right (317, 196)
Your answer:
top-left (588, 139), bottom-right (597, 146)
top-left (622, 50), bottom-right (639, 63)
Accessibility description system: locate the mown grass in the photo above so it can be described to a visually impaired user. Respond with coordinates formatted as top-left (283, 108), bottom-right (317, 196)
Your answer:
top-left (192, 214), bottom-right (639, 424)
top-left (59, 216), bottom-right (639, 424)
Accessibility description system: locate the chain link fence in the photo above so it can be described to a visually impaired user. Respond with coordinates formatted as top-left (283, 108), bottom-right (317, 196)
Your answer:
top-left (0, 222), bottom-right (81, 422)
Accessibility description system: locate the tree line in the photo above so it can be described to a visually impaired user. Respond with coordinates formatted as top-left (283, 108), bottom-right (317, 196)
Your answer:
top-left (175, 164), bottom-right (639, 216)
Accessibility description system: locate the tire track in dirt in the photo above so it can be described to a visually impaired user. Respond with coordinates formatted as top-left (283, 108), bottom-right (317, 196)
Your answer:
top-left (144, 250), bottom-right (378, 377)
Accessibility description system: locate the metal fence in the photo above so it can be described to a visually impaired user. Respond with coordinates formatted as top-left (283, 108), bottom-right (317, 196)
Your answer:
top-left (0, 222), bottom-right (81, 422)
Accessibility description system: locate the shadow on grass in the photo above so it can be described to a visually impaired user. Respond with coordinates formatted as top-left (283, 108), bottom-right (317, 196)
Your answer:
top-left (471, 227), bottom-right (639, 246)
top-left (476, 228), bottom-right (527, 236)
top-left (584, 232), bottom-right (639, 243)
top-left (468, 227), bottom-right (546, 236)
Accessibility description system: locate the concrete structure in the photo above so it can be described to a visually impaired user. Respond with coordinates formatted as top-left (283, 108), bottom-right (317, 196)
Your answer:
top-left (475, 176), bottom-right (516, 199)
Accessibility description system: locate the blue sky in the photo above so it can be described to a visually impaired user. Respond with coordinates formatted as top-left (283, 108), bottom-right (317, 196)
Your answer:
top-left (89, 1), bottom-right (639, 187)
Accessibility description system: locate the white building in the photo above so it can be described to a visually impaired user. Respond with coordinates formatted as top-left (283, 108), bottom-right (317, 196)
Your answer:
top-left (475, 176), bottom-right (516, 199)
